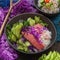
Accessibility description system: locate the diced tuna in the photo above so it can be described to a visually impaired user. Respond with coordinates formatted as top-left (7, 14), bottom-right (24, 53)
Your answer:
top-left (34, 24), bottom-right (43, 28)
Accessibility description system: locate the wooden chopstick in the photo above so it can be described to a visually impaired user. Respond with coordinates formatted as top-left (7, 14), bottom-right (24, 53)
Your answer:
top-left (0, 0), bottom-right (13, 36)
top-left (13, 0), bottom-right (20, 6)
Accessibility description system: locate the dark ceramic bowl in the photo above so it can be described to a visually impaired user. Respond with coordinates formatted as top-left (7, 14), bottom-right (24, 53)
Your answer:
top-left (5, 13), bottom-right (56, 56)
top-left (34, 0), bottom-right (60, 17)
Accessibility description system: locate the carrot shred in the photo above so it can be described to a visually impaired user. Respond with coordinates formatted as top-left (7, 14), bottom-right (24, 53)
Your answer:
top-left (44, 0), bottom-right (50, 3)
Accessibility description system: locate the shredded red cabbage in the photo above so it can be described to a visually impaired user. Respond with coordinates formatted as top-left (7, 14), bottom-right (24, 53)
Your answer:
top-left (0, 0), bottom-right (37, 60)
top-left (0, 33), bottom-right (17, 60)
top-left (12, 0), bottom-right (37, 15)
top-left (26, 0), bottom-right (34, 5)
top-left (0, 8), bottom-right (4, 28)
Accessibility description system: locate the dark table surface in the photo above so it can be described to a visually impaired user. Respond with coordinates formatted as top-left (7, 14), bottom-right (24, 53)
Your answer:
top-left (17, 42), bottom-right (60, 60)
top-left (49, 42), bottom-right (60, 52)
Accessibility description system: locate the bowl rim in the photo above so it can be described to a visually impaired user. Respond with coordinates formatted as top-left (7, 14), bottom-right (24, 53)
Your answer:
top-left (34, 0), bottom-right (60, 15)
top-left (4, 13), bottom-right (57, 54)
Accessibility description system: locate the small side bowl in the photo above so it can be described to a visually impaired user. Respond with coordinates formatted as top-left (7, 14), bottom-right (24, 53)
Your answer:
top-left (34, 0), bottom-right (60, 17)
top-left (5, 13), bottom-right (57, 55)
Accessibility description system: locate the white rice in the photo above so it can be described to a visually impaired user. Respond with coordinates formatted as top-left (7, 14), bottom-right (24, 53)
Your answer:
top-left (39, 30), bottom-right (52, 48)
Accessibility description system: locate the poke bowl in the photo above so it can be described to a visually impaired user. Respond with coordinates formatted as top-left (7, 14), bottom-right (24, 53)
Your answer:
top-left (34, 0), bottom-right (60, 17)
top-left (5, 13), bottom-right (56, 55)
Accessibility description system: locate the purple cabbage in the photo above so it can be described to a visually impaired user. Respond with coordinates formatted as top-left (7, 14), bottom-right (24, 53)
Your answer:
top-left (0, 0), bottom-right (38, 60)
top-left (12, 0), bottom-right (37, 15)
top-left (0, 33), bottom-right (18, 60)
top-left (21, 37), bottom-right (26, 42)
top-left (26, 0), bottom-right (34, 6)
top-left (28, 46), bottom-right (38, 52)
top-left (0, 8), bottom-right (4, 28)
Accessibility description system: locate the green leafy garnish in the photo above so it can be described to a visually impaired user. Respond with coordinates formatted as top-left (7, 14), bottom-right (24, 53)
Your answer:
top-left (39, 51), bottom-right (60, 60)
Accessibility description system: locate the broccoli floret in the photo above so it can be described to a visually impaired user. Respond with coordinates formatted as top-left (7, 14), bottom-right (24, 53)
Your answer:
top-left (50, 51), bottom-right (57, 60)
top-left (11, 23), bottom-right (23, 39)
top-left (34, 16), bottom-right (40, 23)
top-left (38, 51), bottom-right (60, 60)
top-left (8, 31), bottom-right (16, 42)
top-left (45, 51), bottom-right (52, 60)
top-left (25, 41), bottom-right (31, 47)
top-left (17, 46), bottom-right (24, 50)
top-left (17, 40), bottom-right (29, 52)
top-left (39, 54), bottom-right (46, 60)
top-left (23, 21), bottom-right (29, 26)
top-left (27, 17), bottom-right (35, 26)
top-left (46, 2), bottom-right (53, 8)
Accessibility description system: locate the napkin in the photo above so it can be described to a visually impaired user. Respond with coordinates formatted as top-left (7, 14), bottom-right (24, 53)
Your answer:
top-left (51, 14), bottom-right (60, 41)
top-left (0, 0), bottom-right (18, 7)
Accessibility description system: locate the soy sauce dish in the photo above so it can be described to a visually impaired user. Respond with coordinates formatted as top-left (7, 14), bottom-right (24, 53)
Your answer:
top-left (5, 13), bottom-right (56, 54)
top-left (34, 0), bottom-right (60, 16)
